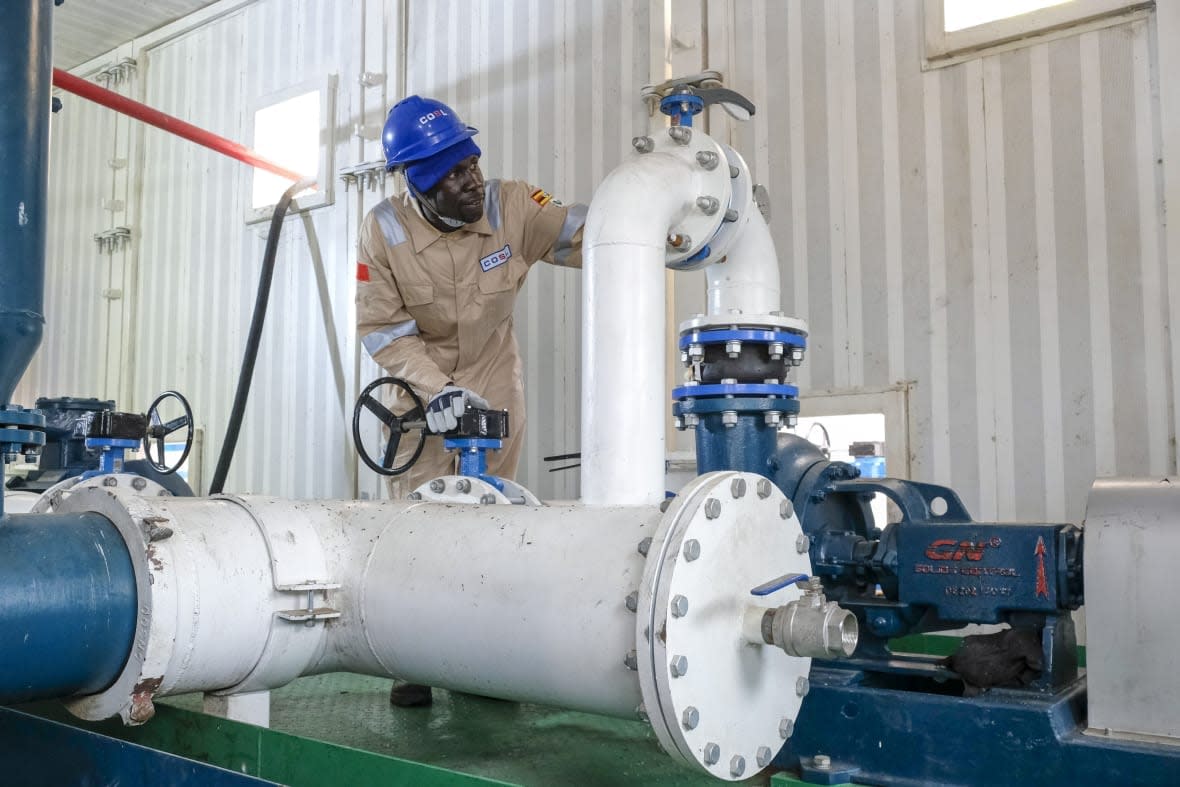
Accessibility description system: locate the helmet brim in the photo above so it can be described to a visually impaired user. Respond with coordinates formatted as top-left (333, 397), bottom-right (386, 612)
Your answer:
top-left (387, 125), bottom-right (479, 166)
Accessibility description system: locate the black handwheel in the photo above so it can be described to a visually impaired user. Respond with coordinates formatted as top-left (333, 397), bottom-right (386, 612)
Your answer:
top-left (352, 377), bottom-right (427, 476)
top-left (144, 390), bottom-right (194, 475)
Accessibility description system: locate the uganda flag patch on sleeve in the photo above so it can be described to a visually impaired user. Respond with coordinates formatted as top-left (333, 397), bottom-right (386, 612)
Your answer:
top-left (530, 188), bottom-right (554, 207)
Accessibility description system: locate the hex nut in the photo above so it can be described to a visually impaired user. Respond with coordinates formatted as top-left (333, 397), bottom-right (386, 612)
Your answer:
top-left (408, 491), bottom-right (422, 501)
top-left (429, 479), bottom-right (445, 493)
top-left (131, 477), bottom-right (147, 491)
top-left (682, 705), bottom-right (700, 730)
top-left (814, 754), bottom-right (832, 769)
top-left (659, 498), bottom-right (671, 513)
top-left (796, 676), bottom-right (810, 697)
top-left (637, 536), bottom-right (652, 556)
top-left (796, 533), bottom-right (811, 553)
top-left (757, 478), bottom-right (773, 498)
top-left (103, 476), bottom-right (118, 487)
top-left (730, 755), bottom-right (746, 777)
top-left (479, 494), bottom-right (497, 505)
top-left (757, 746), bottom-right (774, 768)
top-left (456, 478), bottom-right (471, 493)
top-left (623, 650), bottom-right (638, 670)
top-left (721, 411), bottom-right (738, 428)
top-left (668, 126), bottom-right (692, 145)
top-left (682, 539), bottom-right (701, 561)
top-left (670, 594), bottom-right (689, 618)
top-left (780, 499), bottom-right (795, 519)
top-left (696, 196), bottom-right (720, 215)
top-left (703, 742), bottom-right (721, 765)
top-left (670, 654), bottom-right (689, 677)
top-left (632, 135), bottom-right (655, 153)
top-left (779, 717), bottom-right (795, 739)
top-left (636, 703), bottom-right (649, 722)
top-left (731, 478), bottom-right (746, 498)
top-left (625, 591), bottom-right (639, 612)
top-left (704, 498), bottom-right (721, 519)
top-left (695, 150), bottom-right (719, 170)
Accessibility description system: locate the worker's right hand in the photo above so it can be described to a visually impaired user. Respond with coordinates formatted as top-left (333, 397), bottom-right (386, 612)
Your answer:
top-left (426, 385), bottom-right (490, 433)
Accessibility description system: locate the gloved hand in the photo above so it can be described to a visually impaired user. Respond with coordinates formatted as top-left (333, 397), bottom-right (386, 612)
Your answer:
top-left (425, 385), bottom-right (490, 433)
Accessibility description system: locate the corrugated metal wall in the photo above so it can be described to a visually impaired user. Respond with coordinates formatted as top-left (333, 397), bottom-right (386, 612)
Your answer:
top-left (16, 0), bottom-right (655, 501)
top-left (129, 0), bottom-right (357, 498)
top-left (712, 1), bottom-right (1170, 524)
top-left (15, 0), bottom-right (1175, 521)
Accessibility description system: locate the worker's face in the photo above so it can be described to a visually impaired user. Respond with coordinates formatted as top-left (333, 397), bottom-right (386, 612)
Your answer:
top-left (430, 155), bottom-right (484, 223)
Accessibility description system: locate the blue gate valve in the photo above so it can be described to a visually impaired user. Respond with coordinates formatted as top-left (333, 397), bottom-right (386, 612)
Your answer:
top-left (444, 437), bottom-right (506, 492)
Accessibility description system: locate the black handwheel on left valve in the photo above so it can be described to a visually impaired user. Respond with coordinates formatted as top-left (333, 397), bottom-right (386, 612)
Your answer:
top-left (144, 390), bottom-right (194, 475)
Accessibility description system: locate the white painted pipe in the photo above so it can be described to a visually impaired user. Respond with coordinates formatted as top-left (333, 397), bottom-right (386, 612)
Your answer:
top-left (581, 151), bottom-right (698, 506)
top-left (3, 489), bottom-right (40, 514)
top-left (345, 502), bottom-right (658, 716)
top-left (59, 488), bottom-right (658, 720)
top-left (705, 210), bottom-right (782, 317)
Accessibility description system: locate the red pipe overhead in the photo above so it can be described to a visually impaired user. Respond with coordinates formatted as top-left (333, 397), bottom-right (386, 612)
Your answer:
top-left (52, 68), bottom-right (314, 185)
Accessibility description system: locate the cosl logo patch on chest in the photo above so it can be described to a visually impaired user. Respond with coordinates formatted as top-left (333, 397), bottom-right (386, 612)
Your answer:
top-left (480, 244), bottom-right (512, 272)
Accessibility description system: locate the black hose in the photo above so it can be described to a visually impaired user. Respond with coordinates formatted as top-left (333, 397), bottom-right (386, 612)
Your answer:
top-left (209, 177), bottom-right (316, 494)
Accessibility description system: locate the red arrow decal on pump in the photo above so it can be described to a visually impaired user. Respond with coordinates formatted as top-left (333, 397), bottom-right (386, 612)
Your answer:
top-left (1034, 536), bottom-right (1049, 599)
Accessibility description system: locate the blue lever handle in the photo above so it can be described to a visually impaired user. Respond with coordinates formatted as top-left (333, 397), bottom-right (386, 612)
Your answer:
top-left (750, 573), bottom-right (810, 597)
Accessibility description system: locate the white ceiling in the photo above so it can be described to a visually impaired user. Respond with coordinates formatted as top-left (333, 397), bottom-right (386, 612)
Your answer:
top-left (53, 0), bottom-right (221, 70)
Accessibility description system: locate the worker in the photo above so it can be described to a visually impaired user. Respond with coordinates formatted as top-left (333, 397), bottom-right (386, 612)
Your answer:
top-left (356, 95), bottom-right (586, 707)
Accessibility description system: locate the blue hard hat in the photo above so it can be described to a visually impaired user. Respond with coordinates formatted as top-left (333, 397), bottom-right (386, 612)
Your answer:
top-left (382, 95), bottom-right (479, 170)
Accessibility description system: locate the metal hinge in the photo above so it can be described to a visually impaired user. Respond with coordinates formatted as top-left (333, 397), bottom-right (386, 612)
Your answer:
top-left (93, 226), bottom-right (132, 254)
top-left (339, 160), bottom-right (389, 192)
top-left (275, 582), bottom-right (342, 625)
top-left (95, 58), bottom-right (138, 87)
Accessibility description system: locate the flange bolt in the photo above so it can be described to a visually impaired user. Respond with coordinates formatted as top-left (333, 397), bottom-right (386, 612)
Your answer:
top-left (695, 150), bottom-right (719, 170)
top-left (632, 135), bottom-right (655, 153)
top-left (696, 196), bottom-right (720, 215)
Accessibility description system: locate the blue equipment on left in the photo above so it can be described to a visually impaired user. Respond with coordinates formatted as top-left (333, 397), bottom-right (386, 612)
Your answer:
top-left (3, 395), bottom-right (195, 497)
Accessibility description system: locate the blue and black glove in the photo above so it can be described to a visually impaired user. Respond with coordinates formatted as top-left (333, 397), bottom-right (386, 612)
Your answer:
top-left (425, 385), bottom-right (490, 433)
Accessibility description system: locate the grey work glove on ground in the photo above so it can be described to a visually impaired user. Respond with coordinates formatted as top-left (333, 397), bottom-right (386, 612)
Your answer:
top-left (425, 385), bottom-right (490, 433)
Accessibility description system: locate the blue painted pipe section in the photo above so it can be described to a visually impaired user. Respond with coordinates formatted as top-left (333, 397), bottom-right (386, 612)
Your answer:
top-left (0, 0), bottom-right (53, 404)
top-left (694, 413), bottom-right (782, 479)
top-left (0, 512), bottom-right (137, 703)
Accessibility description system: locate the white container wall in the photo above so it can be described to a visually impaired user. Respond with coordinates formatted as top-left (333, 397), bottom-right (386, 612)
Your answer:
top-left (698, 1), bottom-right (1171, 525)
top-left (17, 0), bottom-right (657, 501)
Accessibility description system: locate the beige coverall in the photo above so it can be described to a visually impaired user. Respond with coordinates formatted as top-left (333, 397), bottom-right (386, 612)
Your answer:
top-left (356, 179), bottom-right (585, 496)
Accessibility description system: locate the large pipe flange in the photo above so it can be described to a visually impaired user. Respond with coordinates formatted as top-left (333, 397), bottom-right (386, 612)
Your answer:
top-left (411, 475), bottom-right (542, 506)
top-left (29, 472), bottom-right (173, 513)
top-left (636, 471), bottom-right (813, 780)
top-left (54, 485), bottom-right (179, 724)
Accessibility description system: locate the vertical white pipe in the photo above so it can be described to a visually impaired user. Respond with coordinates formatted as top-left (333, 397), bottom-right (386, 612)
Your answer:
top-left (581, 153), bottom-right (697, 505)
top-left (704, 211), bottom-right (782, 317)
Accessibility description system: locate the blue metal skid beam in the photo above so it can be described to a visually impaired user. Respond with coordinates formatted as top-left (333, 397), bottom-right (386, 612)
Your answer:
top-left (0, 512), bottom-right (137, 703)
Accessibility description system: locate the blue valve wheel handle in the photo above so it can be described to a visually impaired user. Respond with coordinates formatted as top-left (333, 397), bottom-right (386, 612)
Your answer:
top-left (352, 377), bottom-right (427, 477)
top-left (143, 390), bottom-right (194, 476)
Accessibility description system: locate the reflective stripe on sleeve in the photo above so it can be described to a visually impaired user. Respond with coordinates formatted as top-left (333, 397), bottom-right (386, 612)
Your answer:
top-left (361, 320), bottom-right (419, 356)
top-left (552, 203), bottom-right (588, 267)
top-left (373, 200), bottom-right (407, 247)
top-left (484, 179), bottom-right (502, 230)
